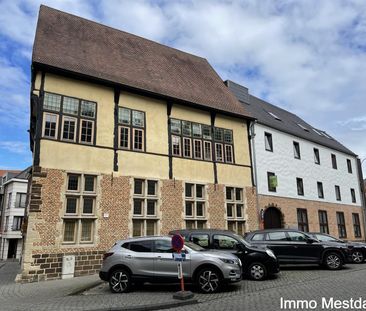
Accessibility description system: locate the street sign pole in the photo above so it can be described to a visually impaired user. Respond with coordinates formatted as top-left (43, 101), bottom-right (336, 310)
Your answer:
top-left (171, 234), bottom-right (194, 300)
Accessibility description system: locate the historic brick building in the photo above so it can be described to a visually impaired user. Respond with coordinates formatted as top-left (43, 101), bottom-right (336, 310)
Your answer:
top-left (227, 80), bottom-right (366, 241)
top-left (19, 6), bottom-right (257, 282)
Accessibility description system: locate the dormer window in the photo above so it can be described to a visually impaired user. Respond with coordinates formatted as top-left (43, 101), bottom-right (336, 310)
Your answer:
top-left (297, 124), bottom-right (309, 132)
top-left (267, 111), bottom-right (281, 121)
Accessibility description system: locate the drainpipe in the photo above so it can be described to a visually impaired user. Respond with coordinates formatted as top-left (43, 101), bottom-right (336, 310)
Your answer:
top-left (249, 120), bottom-right (261, 230)
top-left (358, 158), bottom-right (366, 242)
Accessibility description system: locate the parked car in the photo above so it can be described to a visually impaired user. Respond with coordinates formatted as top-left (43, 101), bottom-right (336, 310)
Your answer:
top-left (309, 232), bottom-right (366, 264)
top-left (169, 229), bottom-right (279, 281)
top-left (99, 236), bottom-right (242, 293)
top-left (244, 229), bottom-right (352, 270)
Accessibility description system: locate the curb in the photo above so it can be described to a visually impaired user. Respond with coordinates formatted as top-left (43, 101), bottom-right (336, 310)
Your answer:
top-left (89, 299), bottom-right (199, 311)
top-left (68, 280), bottom-right (104, 296)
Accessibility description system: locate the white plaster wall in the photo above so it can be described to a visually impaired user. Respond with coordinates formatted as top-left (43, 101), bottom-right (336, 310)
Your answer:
top-left (254, 124), bottom-right (362, 206)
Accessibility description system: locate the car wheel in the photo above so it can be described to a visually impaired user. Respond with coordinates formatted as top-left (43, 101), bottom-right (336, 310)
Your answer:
top-left (248, 262), bottom-right (267, 281)
top-left (324, 252), bottom-right (342, 270)
top-left (196, 267), bottom-right (222, 293)
top-left (109, 269), bottom-right (131, 293)
top-left (351, 251), bottom-right (364, 264)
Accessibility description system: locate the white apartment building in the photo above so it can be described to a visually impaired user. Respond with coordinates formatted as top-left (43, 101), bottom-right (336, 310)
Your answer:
top-left (0, 168), bottom-right (30, 260)
top-left (226, 80), bottom-right (365, 240)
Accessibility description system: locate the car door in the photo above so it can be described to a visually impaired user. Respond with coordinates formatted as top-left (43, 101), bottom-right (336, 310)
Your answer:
top-left (153, 239), bottom-right (191, 280)
top-left (264, 231), bottom-right (291, 262)
top-left (127, 240), bottom-right (155, 278)
top-left (286, 231), bottom-right (322, 262)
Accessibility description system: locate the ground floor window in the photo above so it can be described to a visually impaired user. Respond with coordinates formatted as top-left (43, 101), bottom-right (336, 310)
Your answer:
top-left (62, 173), bottom-right (97, 244)
top-left (318, 210), bottom-right (329, 234)
top-left (227, 221), bottom-right (245, 235)
top-left (297, 208), bottom-right (309, 232)
top-left (353, 213), bottom-right (362, 238)
top-left (132, 178), bottom-right (159, 236)
top-left (336, 212), bottom-right (347, 238)
top-left (185, 220), bottom-right (207, 229)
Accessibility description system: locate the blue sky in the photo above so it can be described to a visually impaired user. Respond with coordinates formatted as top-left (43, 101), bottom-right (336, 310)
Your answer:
top-left (0, 0), bottom-right (366, 175)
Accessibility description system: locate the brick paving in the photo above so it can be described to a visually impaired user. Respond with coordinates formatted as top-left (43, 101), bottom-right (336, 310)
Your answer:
top-left (1, 261), bottom-right (366, 310)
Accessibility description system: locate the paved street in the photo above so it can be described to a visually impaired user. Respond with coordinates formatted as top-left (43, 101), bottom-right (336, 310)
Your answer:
top-left (1, 261), bottom-right (366, 310)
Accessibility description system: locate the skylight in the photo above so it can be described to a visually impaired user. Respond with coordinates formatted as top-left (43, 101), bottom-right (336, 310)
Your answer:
top-left (267, 111), bottom-right (281, 121)
top-left (297, 124), bottom-right (309, 132)
top-left (321, 131), bottom-right (332, 139)
top-left (312, 128), bottom-right (323, 136)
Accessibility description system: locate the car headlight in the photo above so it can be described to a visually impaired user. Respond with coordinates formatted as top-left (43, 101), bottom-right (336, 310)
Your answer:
top-left (220, 258), bottom-right (236, 265)
top-left (266, 249), bottom-right (277, 259)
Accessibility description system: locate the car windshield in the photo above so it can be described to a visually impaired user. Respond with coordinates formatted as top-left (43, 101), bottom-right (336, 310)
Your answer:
top-left (184, 241), bottom-right (205, 251)
top-left (231, 233), bottom-right (251, 247)
top-left (316, 234), bottom-right (340, 242)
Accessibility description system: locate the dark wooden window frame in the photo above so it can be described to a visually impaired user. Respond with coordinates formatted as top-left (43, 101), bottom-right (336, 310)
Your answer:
top-left (335, 185), bottom-right (341, 201)
top-left (117, 107), bottom-right (146, 152)
top-left (264, 132), bottom-right (273, 152)
top-left (267, 172), bottom-right (277, 192)
top-left (293, 141), bottom-right (301, 159)
top-left (42, 91), bottom-right (97, 146)
top-left (297, 208), bottom-right (309, 232)
top-left (331, 154), bottom-right (337, 169)
top-left (318, 210), bottom-right (329, 234)
top-left (317, 181), bottom-right (324, 199)
top-left (336, 211), bottom-right (347, 238)
top-left (296, 177), bottom-right (304, 196)
top-left (313, 148), bottom-right (320, 164)
top-left (352, 213), bottom-right (362, 238)
top-left (169, 118), bottom-right (235, 164)
top-left (347, 159), bottom-right (352, 174)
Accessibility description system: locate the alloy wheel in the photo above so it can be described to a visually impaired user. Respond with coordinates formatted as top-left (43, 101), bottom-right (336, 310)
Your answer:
top-left (198, 270), bottom-right (220, 293)
top-left (326, 254), bottom-right (341, 269)
top-left (352, 251), bottom-right (364, 263)
top-left (250, 264), bottom-right (265, 280)
top-left (109, 270), bottom-right (130, 293)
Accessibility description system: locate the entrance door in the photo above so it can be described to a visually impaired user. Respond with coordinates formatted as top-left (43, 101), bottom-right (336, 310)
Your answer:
top-left (7, 239), bottom-right (18, 259)
top-left (264, 207), bottom-right (282, 229)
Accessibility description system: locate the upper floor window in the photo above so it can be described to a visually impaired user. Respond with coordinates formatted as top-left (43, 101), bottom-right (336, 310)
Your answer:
top-left (7, 193), bottom-right (12, 209)
top-left (15, 193), bottom-right (27, 208)
top-left (264, 132), bottom-right (273, 152)
top-left (347, 159), bottom-right (352, 174)
top-left (335, 185), bottom-right (341, 201)
top-left (331, 154), bottom-right (337, 169)
top-left (267, 172), bottom-right (277, 192)
top-left (293, 141), bottom-right (301, 159)
top-left (169, 118), bottom-right (234, 164)
top-left (350, 188), bottom-right (356, 203)
top-left (317, 182), bottom-right (324, 199)
top-left (296, 178), bottom-right (304, 196)
top-left (42, 92), bottom-right (97, 145)
top-left (118, 107), bottom-right (145, 151)
top-left (314, 148), bottom-right (320, 164)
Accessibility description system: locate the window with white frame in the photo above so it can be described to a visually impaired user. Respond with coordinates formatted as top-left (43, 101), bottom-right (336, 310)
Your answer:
top-left (169, 118), bottom-right (234, 164)
top-left (118, 107), bottom-right (145, 151)
top-left (43, 113), bottom-right (58, 139)
top-left (63, 173), bottom-right (97, 244)
top-left (185, 183), bottom-right (207, 229)
top-left (132, 179), bottom-right (159, 236)
top-left (42, 92), bottom-right (96, 144)
top-left (226, 187), bottom-right (245, 235)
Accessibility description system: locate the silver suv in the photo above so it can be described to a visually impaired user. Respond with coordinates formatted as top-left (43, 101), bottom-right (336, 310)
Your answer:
top-left (99, 236), bottom-right (242, 293)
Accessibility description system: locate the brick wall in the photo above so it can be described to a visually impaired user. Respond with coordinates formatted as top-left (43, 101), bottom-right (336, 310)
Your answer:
top-left (258, 194), bottom-right (365, 241)
top-left (20, 167), bottom-right (258, 282)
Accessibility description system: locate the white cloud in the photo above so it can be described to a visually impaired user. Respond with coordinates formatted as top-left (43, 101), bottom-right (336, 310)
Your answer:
top-left (0, 141), bottom-right (29, 154)
top-left (0, 0), bottom-right (365, 171)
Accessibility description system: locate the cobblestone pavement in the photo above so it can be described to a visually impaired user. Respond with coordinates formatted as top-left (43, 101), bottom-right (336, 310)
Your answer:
top-left (1, 261), bottom-right (366, 310)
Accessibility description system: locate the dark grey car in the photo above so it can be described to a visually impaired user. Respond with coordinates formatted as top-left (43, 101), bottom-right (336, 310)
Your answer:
top-left (99, 236), bottom-right (242, 293)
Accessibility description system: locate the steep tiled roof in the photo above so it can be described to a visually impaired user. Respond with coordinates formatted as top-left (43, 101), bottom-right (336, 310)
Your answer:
top-left (226, 80), bottom-right (356, 156)
top-left (32, 6), bottom-right (251, 119)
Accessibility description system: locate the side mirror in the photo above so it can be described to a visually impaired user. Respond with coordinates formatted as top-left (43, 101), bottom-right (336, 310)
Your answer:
top-left (306, 238), bottom-right (315, 244)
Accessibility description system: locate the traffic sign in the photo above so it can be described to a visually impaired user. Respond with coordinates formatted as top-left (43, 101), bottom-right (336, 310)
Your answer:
top-left (171, 234), bottom-right (184, 252)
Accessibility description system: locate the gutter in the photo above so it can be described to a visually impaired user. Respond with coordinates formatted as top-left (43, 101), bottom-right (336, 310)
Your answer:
top-left (249, 120), bottom-right (261, 230)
